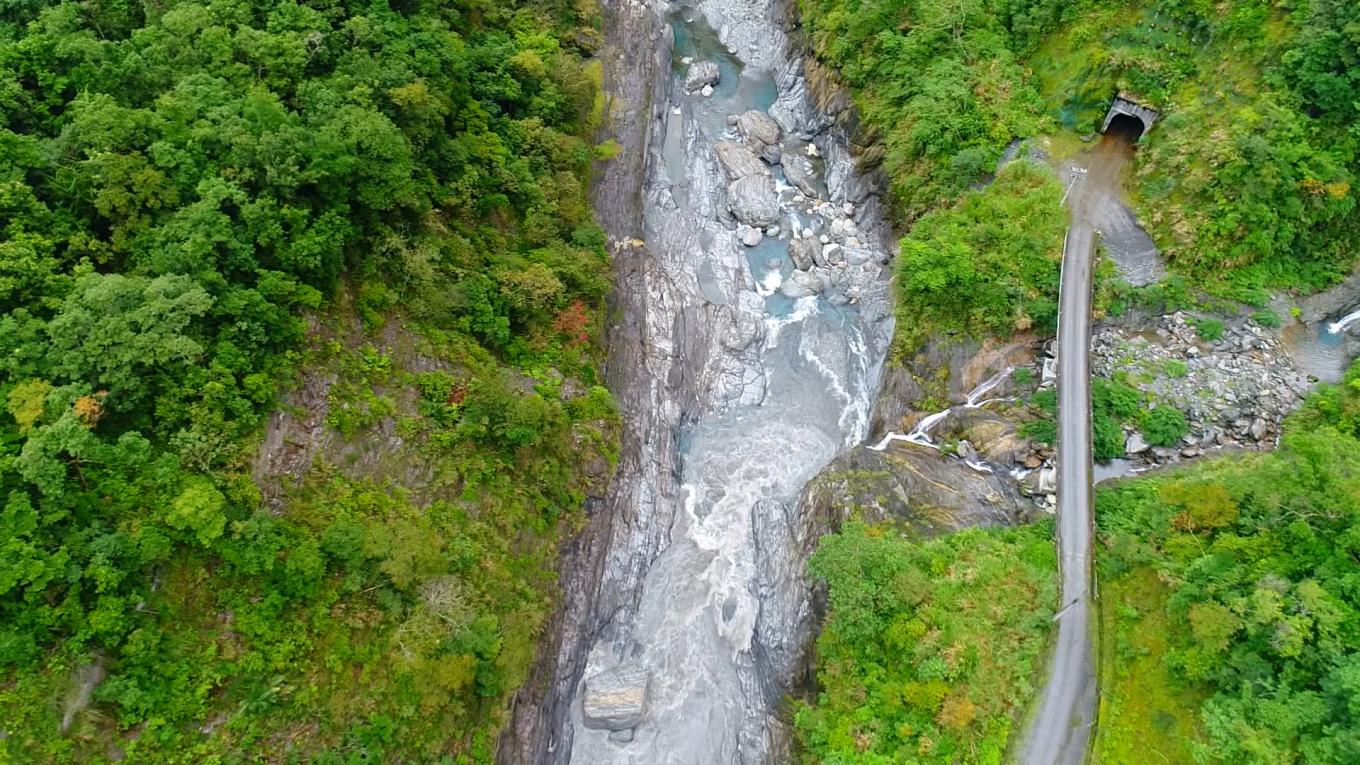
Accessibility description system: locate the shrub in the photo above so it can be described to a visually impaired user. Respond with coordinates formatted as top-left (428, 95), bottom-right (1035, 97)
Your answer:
top-left (1143, 406), bottom-right (1189, 447)
top-left (1250, 310), bottom-right (1282, 328)
top-left (1094, 376), bottom-right (1143, 420)
top-left (1094, 414), bottom-right (1127, 461)
top-left (1190, 317), bottom-right (1225, 342)
top-left (1020, 417), bottom-right (1056, 444)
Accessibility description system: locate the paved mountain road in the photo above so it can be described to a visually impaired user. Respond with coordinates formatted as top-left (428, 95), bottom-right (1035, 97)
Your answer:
top-left (1019, 122), bottom-right (1142, 764)
top-left (1017, 221), bottom-right (1098, 765)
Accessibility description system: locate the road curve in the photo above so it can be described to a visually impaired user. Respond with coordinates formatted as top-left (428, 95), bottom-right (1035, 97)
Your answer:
top-left (1018, 222), bottom-right (1098, 765)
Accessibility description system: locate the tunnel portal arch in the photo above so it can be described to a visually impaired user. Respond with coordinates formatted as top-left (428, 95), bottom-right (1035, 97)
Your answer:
top-left (1105, 112), bottom-right (1146, 142)
top-left (1100, 94), bottom-right (1159, 140)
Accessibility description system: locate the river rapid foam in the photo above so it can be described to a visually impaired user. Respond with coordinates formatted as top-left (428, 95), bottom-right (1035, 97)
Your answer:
top-left (561, 1), bottom-right (896, 762)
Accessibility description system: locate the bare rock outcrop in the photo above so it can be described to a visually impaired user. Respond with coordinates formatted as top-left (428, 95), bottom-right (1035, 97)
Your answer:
top-left (684, 60), bottom-right (720, 93)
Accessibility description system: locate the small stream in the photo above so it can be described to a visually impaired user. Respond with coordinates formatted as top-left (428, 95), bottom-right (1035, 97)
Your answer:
top-left (1284, 310), bottom-right (1359, 384)
top-left (566, 3), bottom-right (893, 763)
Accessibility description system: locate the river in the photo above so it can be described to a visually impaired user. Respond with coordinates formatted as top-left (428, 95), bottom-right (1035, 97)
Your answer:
top-left (564, 1), bottom-right (895, 762)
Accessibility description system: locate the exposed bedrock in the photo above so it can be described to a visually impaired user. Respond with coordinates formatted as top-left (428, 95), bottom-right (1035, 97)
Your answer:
top-left (803, 440), bottom-right (1031, 540)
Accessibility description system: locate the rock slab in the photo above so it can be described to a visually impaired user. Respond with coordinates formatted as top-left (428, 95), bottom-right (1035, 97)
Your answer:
top-left (581, 665), bottom-right (650, 731)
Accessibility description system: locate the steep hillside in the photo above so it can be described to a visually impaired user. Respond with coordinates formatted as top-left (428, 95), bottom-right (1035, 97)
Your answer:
top-left (797, 0), bottom-right (1359, 342)
top-left (0, 0), bottom-right (617, 761)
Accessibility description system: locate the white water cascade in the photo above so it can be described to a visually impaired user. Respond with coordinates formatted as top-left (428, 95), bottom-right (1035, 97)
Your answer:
top-left (1328, 307), bottom-right (1360, 335)
top-left (870, 366), bottom-right (1016, 453)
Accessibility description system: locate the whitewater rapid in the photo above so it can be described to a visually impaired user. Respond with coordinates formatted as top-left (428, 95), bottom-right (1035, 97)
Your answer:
top-left (563, 1), bottom-right (894, 762)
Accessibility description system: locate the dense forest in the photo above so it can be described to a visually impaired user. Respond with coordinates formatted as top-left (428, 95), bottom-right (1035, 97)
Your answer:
top-left (0, 0), bottom-right (616, 761)
top-left (795, 522), bottom-right (1056, 763)
top-left (799, 0), bottom-right (1360, 341)
top-left (1094, 360), bottom-right (1360, 763)
top-left (796, 0), bottom-right (1360, 762)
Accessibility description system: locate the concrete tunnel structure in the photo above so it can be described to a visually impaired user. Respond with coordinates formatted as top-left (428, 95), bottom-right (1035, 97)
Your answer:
top-left (1100, 93), bottom-right (1160, 141)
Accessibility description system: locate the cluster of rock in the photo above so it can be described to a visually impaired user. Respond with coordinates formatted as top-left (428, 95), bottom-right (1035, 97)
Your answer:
top-left (1090, 311), bottom-right (1311, 463)
top-left (866, 310), bottom-right (1322, 514)
top-left (709, 104), bottom-right (886, 304)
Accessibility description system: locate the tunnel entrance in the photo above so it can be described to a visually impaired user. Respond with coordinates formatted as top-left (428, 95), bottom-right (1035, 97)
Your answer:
top-left (1104, 113), bottom-right (1145, 144)
top-left (1100, 93), bottom-right (1159, 142)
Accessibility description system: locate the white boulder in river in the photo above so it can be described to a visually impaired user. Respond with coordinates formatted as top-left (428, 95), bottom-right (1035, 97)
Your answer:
top-left (728, 175), bottom-right (780, 228)
top-left (581, 664), bottom-right (650, 731)
top-left (714, 141), bottom-right (780, 227)
top-left (684, 60), bottom-right (719, 93)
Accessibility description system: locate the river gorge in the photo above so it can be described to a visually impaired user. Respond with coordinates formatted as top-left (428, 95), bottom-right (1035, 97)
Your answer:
top-left (502, 0), bottom-right (896, 761)
top-left (499, 2), bottom-right (1360, 764)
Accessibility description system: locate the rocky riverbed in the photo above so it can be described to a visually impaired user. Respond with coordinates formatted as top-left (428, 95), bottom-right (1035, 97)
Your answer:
top-left (504, 0), bottom-right (896, 762)
top-left (1091, 312), bottom-right (1312, 460)
top-left (844, 307), bottom-right (1344, 525)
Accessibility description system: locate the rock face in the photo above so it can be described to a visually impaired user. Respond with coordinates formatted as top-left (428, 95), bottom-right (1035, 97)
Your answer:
top-left (498, 3), bottom-right (680, 761)
top-left (581, 665), bottom-right (650, 731)
top-left (802, 440), bottom-right (1031, 538)
top-left (870, 336), bottom-right (1037, 437)
top-left (684, 60), bottom-right (719, 93)
top-left (940, 408), bottom-right (1030, 465)
top-left (1298, 261), bottom-right (1360, 324)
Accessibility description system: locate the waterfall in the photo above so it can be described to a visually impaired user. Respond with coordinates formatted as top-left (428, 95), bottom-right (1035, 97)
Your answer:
top-left (871, 367), bottom-right (1015, 452)
top-left (1327, 307), bottom-right (1360, 335)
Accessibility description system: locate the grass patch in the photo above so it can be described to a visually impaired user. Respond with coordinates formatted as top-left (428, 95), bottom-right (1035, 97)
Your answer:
top-left (1094, 568), bottom-right (1208, 764)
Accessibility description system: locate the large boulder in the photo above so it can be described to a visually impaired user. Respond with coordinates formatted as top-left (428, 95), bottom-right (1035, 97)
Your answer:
top-left (714, 141), bottom-right (769, 181)
top-left (780, 268), bottom-right (825, 298)
top-left (782, 151), bottom-right (823, 198)
top-left (684, 61), bottom-right (720, 93)
top-left (727, 175), bottom-right (780, 228)
top-left (737, 110), bottom-right (781, 148)
top-left (940, 408), bottom-right (1030, 465)
top-left (789, 237), bottom-right (819, 271)
top-left (581, 665), bottom-right (650, 731)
